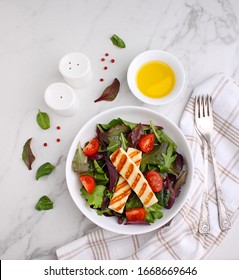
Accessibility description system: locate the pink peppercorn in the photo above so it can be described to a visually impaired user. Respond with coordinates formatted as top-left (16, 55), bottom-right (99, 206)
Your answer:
top-left (104, 66), bottom-right (108, 70)
top-left (111, 59), bottom-right (115, 63)
top-left (105, 53), bottom-right (109, 56)
top-left (56, 138), bottom-right (61, 142)
top-left (43, 143), bottom-right (48, 147)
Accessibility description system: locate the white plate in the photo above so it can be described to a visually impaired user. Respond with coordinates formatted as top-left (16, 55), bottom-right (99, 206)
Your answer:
top-left (66, 106), bottom-right (194, 235)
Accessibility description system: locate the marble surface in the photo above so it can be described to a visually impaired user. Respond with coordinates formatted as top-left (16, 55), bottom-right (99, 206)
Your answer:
top-left (0, 0), bottom-right (239, 260)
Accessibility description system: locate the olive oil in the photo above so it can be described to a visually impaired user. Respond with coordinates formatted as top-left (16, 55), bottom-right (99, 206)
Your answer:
top-left (136, 61), bottom-right (175, 98)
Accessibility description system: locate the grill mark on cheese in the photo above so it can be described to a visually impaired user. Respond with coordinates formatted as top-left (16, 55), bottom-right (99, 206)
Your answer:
top-left (110, 148), bottom-right (158, 208)
top-left (110, 148), bottom-right (120, 163)
top-left (138, 182), bottom-right (147, 198)
top-left (109, 188), bottom-right (132, 205)
top-left (114, 180), bottom-right (128, 192)
top-left (131, 173), bottom-right (141, 190)
top-left (108, 148), bottom-right (142, 213)
top-left (114, 204), bottom-right (125, 212)
top-left (116, 154), bottom-right (127, 172)
top-left (128, 149), bottom-right (141, 159)
top-left (135, 159), bottom-right (141, 166)
top-left (144, 192), bottom-right (154, 206)
top-left (125, 163), bottom-right (134, 179)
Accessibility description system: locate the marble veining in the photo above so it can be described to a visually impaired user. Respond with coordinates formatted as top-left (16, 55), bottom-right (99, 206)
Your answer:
top-left (1, 0), bottom-right (239, 259)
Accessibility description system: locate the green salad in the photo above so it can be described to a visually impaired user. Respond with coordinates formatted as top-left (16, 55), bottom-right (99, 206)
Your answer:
top-left (72, 118), bottom-right (187, 225)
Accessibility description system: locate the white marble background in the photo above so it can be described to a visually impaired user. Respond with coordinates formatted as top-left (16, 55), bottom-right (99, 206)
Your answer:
top-left (0, 0), bottom-right (239, 259)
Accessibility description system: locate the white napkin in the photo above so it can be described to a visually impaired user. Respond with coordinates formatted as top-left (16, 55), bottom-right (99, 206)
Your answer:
top-left (56, 73), bottom-right (239, 260)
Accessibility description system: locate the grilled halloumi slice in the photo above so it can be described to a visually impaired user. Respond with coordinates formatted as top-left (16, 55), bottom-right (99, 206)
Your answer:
top-left (108, 148), bottom-right (142, 213)
top-left (110, 148), bottom-right (158, 208)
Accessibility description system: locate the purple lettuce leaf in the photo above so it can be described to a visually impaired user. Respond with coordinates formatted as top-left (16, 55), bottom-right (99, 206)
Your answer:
top-left (94, 78), bottom-right (120, 103)
top-left (124, 220), bottom-right (150, 225)
top-left (128, 123), bottom-right (144, 148)
top-left (165, 175), bottom-right (176, 209)
top-left (103, 153), bottom-right (118, 192)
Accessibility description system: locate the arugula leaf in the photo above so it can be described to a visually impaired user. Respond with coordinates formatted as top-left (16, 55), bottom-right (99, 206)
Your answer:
top-left (36, 162), bottom-right (55, 180)
top-left (160, 144), bottom-right (177, 174)
top-left (36, 109), bottom-right (50, 130)
top-left (107, 139), bottom-right (120, 153)
top-left (93, 160), bottom-right (104, 173)
top-left (93, 160), bottom-right (109, 185)
top-left (95, 173), bottom-right (109, 185)
top-left (119, 132), bottom-right (128, 151)
top-left (22, 138), bottom-right (35, 170)
top-left (150, 121), bottom-right (177, 149)
top-left (145, 203), bottom-right (163, 223)
top-left (35, 195), bottom-right (53, 211)
top-left (72, 142), bottom-right (89, 174)
top-left (110, 34), bottom-right (126, 48)
top-left (81, 185), bottom-right (106, 208)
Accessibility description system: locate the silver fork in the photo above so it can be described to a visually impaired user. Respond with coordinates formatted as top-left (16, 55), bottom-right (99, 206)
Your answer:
top-left (194, 97), bottom-right (210, 234)
top-left (195, 95), bottom-right (231, 231)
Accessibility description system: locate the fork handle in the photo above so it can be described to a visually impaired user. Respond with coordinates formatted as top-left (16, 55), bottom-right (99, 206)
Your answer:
top-left (209, 141), bottom-right (231, 231)
top-left (198, 140), bottom-right (210, 234)
top-left (199, 191), bottom-right (210, 234)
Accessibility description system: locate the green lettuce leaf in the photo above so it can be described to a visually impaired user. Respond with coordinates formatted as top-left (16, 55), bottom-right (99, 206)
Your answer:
top-left (81, 185), bottom-right (106, 208)
top-left (145, 203), bottom-right (163, 223)
top-left (140, 142), bottom-right (168, 172)
top-left (125, 194), bottom-right (143, 210)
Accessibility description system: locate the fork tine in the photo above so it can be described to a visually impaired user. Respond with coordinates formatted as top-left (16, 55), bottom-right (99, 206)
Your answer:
top-left (199, 95), bottom-right (205, 118)
top-left (207, 95), bottom-right (213, 117)
top-left (195, 96), bottom-right (199, 119)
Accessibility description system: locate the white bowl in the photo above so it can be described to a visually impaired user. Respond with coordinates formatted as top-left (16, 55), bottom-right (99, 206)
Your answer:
top-left (66, 106), bottom-right (193, 235)
top-left (127, 50), bottom-right (186, 105)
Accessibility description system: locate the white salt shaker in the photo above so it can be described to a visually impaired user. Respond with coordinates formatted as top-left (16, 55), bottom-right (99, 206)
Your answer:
top-left (59, 52), bottom-right (93, 88)
top-left (44, 83), bottom-right (79, 117)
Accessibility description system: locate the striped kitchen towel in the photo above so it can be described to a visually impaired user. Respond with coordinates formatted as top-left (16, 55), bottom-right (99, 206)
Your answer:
top-left (56, 73), bottom-right (239, 260)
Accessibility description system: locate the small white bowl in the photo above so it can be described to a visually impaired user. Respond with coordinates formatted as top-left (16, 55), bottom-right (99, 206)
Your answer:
top-left (127, 50), bottom-right (185, 105)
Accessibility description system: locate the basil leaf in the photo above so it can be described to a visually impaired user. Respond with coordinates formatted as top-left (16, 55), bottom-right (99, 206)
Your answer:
top-left (110, 34), bottom-right (126, 48)
top-left (37, 109), bottom-right (50, 130)
top-left (35, 195), bottom-right (53, 211)
top-left (36, 162), bottom-right (55, 180)
top-left (94, 78), bottom-right (120, 102)
top-left (22, 138), bottom-right (35, 170)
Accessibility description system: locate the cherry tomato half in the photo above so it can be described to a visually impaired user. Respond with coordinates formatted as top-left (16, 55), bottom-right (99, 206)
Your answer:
top-left (138, 134), bottom-right (155, 153)
top-left (83, 138), bottom-right (100, 156)
top-left (146, 170), bottom-right (164, 192)
top-left (79, 174), bottom-right (95, 194)
top-left (126, 207), bottom-right (146, 221)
